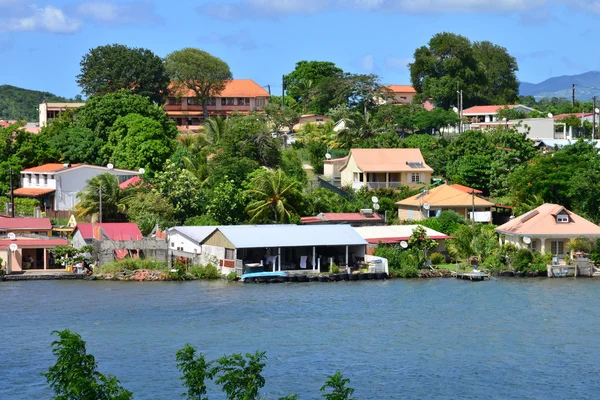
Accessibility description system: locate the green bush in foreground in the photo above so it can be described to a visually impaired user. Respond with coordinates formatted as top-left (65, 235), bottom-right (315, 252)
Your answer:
top-left (97, 259), bottom-right (168, 275)
top-left (46, 330), bottom-right (356, 400)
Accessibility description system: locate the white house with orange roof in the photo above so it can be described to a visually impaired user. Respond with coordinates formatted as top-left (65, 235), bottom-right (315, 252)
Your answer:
top-left (385, 85), bottom-right (416, 105)
top-left (462, 104), bottom-right (535, 123)
top-left (165, 79), bottom-right (270, 129)
top-left (495, 204), bottom-right (600, 259)
top-left (325, 148), bottom-right (433, 190)
top-left (13, 163), bottom-right (139, 212)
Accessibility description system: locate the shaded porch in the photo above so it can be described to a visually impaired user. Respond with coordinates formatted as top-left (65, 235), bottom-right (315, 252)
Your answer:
top-left (0, 238), bottom-right (67, 273)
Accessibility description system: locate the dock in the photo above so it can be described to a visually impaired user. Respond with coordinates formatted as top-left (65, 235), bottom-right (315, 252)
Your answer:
top-left (1, 270), bottom-right (86, 281)
top-left (456, 272), bottom-right (491, 281)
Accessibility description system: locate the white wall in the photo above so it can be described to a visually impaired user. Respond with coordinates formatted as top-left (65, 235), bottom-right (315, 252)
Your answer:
top-left (72, 231), bottom-right (90, 249)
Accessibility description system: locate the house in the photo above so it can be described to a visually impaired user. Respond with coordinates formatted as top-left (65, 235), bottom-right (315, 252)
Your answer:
top-left (0, 236), bottom-right (67, 272)
top-left (473, 117), bottom-right (567, 140)
top-left (12, 163), bottom-right (140, 212)
top-left (495, 204), bottom-right (600, 260)
top-left (168, 225), bottom-right (368, 275)
top-left (72, 222), bottom-right (143, 260)
top-left (462, 104), bottom-right (535, 124)
top-left (353, 225), bottom-right (451, 255)
top-left (396, 184), bottom-right (495, 222)
top-left (385, 85), bottom-right (416, 105)
top-left (0, 217), bottom-right (52, 236)
top-left (39, 102), bottom-right (85, 127)
top-left (166, 79), bottom-right (270, 129)
top-left (292, 114), bottom-right (331, 132)
top-left (301, 211), bottom-right (384, 226)
top-left (324, 148), bottom-right (433, 190)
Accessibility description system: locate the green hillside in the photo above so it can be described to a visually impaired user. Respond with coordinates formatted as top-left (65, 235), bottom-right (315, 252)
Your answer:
top-left (0, 85), bottom-right (74, 121)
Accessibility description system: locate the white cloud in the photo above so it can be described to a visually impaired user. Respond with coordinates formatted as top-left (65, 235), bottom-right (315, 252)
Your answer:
top-left (385, 56), bottom-right (412, 70)
top-left (75, 1), bottom-right (162, 24)
top-left (0, 5), bottom-right (82, 34)
top-left (198, 29), bottom-right (258, 50)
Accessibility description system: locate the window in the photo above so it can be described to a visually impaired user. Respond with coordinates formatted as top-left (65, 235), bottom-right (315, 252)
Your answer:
top-left (530, 240), bottom-right (537, 252)
top-left (353, 172), bottom-right (359, 182)
top-left (187, 97), bottom-right (202, 105)
top-left (227, 98), bottom-right (235, 106)
top-left (556, 214), bottom-right (569, 223)
top-left (256, 98), bottom-right (266, 107)
top-left (551, 240), bottom-right (565, 255)
top-left (207, 97), bottom-right (216, 106)
top-left (167, 97), bottom-right (180, 105)
top-left (221, 98), bottom-right (227, 106)
top-left (171, 242), bottom-right (174, 248)
top-left (237, 98), bottom-right (249, 106)
top-left (225, 248), bottom-right (235, 260)
top-left (411, 173), bottom-right (422, 183)
top-left (42, 174), bottom-right (47, 185)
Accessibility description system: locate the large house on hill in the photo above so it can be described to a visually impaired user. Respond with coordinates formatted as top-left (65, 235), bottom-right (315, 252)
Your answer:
top-left (166, 79), bottom-right (270, 130)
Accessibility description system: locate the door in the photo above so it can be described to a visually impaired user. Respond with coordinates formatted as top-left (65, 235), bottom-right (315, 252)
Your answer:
top-left (551, 240), bottom-right (565, 258)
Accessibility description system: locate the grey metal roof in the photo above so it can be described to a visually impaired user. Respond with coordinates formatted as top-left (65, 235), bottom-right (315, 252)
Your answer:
top-left (210, 225), bottom-right (367, 248)
top-left (169, 226), bottom-right (219, 245)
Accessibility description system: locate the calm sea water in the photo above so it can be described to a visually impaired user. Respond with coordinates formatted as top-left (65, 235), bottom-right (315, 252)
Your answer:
top-left (1, 278), bottom-right (600, 399)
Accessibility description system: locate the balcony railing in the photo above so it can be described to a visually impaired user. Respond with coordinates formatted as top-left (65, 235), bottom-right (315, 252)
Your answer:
top-left (366, 181), bottom-right (402, 189)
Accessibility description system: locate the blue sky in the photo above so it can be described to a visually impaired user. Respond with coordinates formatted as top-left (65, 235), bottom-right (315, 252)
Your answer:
top-left (1, 0), bottom-right (599, 98)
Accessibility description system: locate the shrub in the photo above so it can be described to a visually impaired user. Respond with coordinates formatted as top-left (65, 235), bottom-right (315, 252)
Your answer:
top-left (168, 265), bottom-right (190, 281)
top-left (189, 265), bottom-right (206, 279)
top-left (512, 249), bottom-right (534, 272)
top-left (203, 265), bottom-right (221, 280)
top-left (0, 196), bottom-right (39, 216)
top-left (97, 259), bottom-right (168, 275)
top-left (430, 252), bottom-right (445, 265)
top-left (329, 263), bottom-right (340, 274)
top-left (226, 271), bottom-right (238, 281)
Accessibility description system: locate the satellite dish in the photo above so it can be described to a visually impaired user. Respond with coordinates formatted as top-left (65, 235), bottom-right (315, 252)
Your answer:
top-left (400, 241), bottom-right (408, 249)
top-left (452, 107), bottom-right (459, 113)
top-left (423, 203), bottom-right (431, 210)
top-left (8, 232), bottom-right (16, 240)
top-left (595, 108), bottom-right (599, 114)
top-left (325, 153), bottom-right (332, 160)
top-left (107, 163), bottom-right (114, 170)
top-left (138, 168), bottom-right (145, 174)
top-left (9, 243), bottom-right (18, 252)
top-left (523, 236), bottom-right (531, 245)
top-left (373, 203), bottom-right (380, 211)
top-left (547, 113), bottom-right (553, 118)
top-left (371, 196), bottom-right (379, 203)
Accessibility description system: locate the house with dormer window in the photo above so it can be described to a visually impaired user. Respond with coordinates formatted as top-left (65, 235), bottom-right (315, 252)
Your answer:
top-left (323, 148), bottom-right (433, 190)
top-left (496, 204), bottom-right (600, 259)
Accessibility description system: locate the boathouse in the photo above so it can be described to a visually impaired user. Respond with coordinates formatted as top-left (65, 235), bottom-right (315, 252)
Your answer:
top-left (168, 225), bottom-right (367, 275)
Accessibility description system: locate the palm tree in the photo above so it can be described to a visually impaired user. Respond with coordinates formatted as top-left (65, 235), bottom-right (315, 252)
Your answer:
top-left (204, 117), bottom-right (228, 145)
top-left (245, 169), bottom-right (301, 223)
top-left (75, 173), bottom-right (128, 222)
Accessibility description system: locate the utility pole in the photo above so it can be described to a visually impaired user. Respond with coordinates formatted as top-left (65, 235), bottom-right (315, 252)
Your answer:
top-left (471, 189), bottom-right (475, 228)
top-left (267, 84), bottom-right (271, 96)
top-left (281, 75), bottom-right (285, 110)
top-left (9, 167), bottom-right (14, 218)
top-left (572, 84), bottom-right (575, 107)
top-left (98, 185), bottom-right (102, 224)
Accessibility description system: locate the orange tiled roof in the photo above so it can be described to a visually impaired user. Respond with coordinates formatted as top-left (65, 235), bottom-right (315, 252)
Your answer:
top-left (22, 163), bottom-right (83, 173)
top-left (12, 187), bottom-right (56, 197)
top-left (387, 85), bottom-right (416, 94)
top-left (496, 204), bottom-right (600, 236)
top-left (396, 184), bottom-right (494, 207)
top-left (451, 184), bottom-right (483, 194)
top-left (341, 148), bottom-right (433, 173)
top-left (170, 79), bottom-right (269, 98)
top-left (462, 104), bottom-right (530, 115)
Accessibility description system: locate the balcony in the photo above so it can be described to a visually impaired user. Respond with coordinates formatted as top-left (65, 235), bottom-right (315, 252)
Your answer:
top-left (366, 182), bottom-right (402, 190)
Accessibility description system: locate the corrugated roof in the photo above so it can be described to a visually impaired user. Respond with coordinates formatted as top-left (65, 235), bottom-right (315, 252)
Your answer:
top-left (301, 213), bottom-right (383, 224)
top-left (0, 217), bottom-right (52, 230)
top-left (341, 148), bottom-right (433, 173)
top-left (495, 203), bottom-right (600, 236)
top-left (169, 226), bottom-right (219, 244)
top-left (353, 225), bottom-right (450, 243)
top-left (170, 79), bottom-right (269, 98)
top-left (75, 223), bottom-right (143, 240)
top-left (207, 225), bottom-right (367, 248)
top-left (387, 85), bottom-right (416, 93)
top-left (12, 187), bottom-right (56, 197)
top-left (396, 184), bottom-right (495, 207)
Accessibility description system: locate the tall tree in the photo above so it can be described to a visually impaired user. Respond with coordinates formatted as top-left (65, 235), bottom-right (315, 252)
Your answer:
top-left (473, 41), bottom-right (519, 105)
top-left (409, 32), bottom-right (485, 108)
top-left (165, 48), bottom-right (232, 120)
top-left (284, 61), bottom-right (345, 114)
top-left (77, 44), bottom-right (169, 103)
top-left (245, 169), bottom-right (304, 223)
top-left (75, 173), bottom-right (128, 222)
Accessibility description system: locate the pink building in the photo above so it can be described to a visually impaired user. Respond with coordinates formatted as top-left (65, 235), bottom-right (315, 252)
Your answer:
top-left (0, 237), bottom-right (67, 272)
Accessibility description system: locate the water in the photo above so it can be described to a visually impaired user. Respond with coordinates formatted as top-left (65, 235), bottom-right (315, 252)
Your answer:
top-left (1, 278), bottom-right (600, 399)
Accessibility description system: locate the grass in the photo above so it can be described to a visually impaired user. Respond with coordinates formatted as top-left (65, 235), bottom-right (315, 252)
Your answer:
top-left (96, 259), bottom-right (169, 275)
top-left (434, 263), bottom-right (472, 273)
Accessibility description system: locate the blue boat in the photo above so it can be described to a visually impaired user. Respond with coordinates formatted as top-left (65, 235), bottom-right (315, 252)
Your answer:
top-left (241, 271), bottom-right (286, 282)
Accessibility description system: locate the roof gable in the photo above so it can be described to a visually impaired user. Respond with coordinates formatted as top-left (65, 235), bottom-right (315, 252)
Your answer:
top-left (74, 223), bottom-right (143, 241)
top-left (341, 148), bottom-right (433, 173)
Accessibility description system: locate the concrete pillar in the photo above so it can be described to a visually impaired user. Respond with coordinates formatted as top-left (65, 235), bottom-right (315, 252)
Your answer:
top-left (312, 247), bottom-right (316, 271)
top-left (345, 246), bottom-right (349, 266)
top-left (43, 249), bottom-right (47, 270)
top-left (386, 173), bottom-right (389, 189)
top-left (540, 237), bottom-right (547, 253)
top-left (278, 247), bottom-right (281, 272)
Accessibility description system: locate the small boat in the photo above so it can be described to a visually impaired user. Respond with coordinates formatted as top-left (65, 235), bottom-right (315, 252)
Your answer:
top-left (241, 271), bottom-right (286, 282)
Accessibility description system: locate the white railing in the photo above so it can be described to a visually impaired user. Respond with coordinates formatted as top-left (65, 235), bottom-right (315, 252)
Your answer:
top-left (366, 181), bottom-right (402, 190)
top-left (469, 211), bottom-right (492, 223)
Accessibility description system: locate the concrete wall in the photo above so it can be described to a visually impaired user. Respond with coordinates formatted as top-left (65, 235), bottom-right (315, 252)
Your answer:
top-left (72, 231), bottom-right (91, 249)
top-left (95, 238), bottom-right (168, 266)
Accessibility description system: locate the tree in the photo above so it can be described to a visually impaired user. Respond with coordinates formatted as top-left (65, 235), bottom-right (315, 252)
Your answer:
top-left (47, 126), bottom-right (104, 165)
top-left (104, 113), bottom-right (175, 173)
top-left (284, 61), bottom-right (345, 114)
top-left (320, 371), bottom-right (355, 400)
top-left (280, 149), bottom-right (308, 186)
top-left (176, 344), bottom-right (210, 400)
top-left (77, 44), bottom-right (169, 103)
top-left (408, 225), bottom-right (438, 267)
top-left (44, 329), bottom-right (132, 400)
top-left (75, 173), bottom-right (128, 222)
top-left (165, 48), bottom-right (232, 120)
top-left (210, 351), bottom-right (267, 400)
top-left (205, 179), bottom-right (247, 225)
top-left (263, 103), bottom-right (300, 133)
top-left (473, 41), bottom-right (519, 105)
top-left (245, 169), bottom-right (304, 223)
top-left (125, 191), bottom-right (175, 235)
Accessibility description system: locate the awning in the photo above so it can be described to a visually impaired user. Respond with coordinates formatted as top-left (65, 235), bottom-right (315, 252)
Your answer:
top-left (166, 111), bottom-right (203, 116)
top-left (12, 187), bottom-right (55, 197)
top-left (0, 238), bottom-right (68, 249)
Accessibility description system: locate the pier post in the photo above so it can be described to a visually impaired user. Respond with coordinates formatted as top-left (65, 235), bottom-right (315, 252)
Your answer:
top-left (312, 247), bottom-right (316, 271)
top-left (278, 248), bottom-right (281, 272)
top-left (345, 246), bottom-right (349, 266)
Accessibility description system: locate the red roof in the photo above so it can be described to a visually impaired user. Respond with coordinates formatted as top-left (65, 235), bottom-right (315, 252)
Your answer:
top-left (13, 187), bottom-right (56, 197)
top-left (553, 113), bottom-right (593, 120)
top-left (387, 85), bottom-right (416, 94)
top-left (119, 176), bottom-right (141, 189)
top-left (462, 105), bottom-right (524, 115)
top-left (0, 238), bottom-right (67, 249)
top-left (0, 217), bottom-right (52, 230)
top-left (0, 120), bottom-right (18, 128)
top-left (450, 184), bottom-right (483, 195)
top-left (170, 79), bottom-right (269, 98)
top-left (22, 163), bottom-right (83, 173)
top-left (75, 223), bottom-right (143, 241)
top-left (366, 236), bottom-right (450, 244)
top-left (301, 213), bottom-right (383, 224)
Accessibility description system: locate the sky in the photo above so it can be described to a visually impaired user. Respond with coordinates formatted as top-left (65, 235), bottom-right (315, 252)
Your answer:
top-left (1, 0), bottom-right (599, 98)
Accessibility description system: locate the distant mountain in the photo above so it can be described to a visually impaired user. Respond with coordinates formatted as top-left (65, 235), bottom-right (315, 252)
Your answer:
top-left (0, 85), bottom-right (73, 122)
top-left (519, 71), bottom-right (600, 100)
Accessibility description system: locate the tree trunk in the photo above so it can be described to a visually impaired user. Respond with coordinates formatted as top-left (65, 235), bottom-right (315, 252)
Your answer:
top-left (203, 99), bottom-right (208, 122)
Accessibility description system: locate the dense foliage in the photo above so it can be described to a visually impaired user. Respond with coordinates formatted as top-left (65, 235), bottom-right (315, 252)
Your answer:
top-left (0, 85), bottom-right (72, 120)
